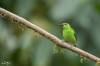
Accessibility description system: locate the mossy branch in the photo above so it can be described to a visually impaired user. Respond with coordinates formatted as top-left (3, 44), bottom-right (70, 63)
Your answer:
top-left (0, 7), bottom-right (100, 62)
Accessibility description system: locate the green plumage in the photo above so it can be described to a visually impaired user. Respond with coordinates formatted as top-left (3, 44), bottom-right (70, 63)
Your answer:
top-left (62, 23), bottom-right (87, 63)
top-left (53, 23), bottom-right (77, 53)
top-left (63, 23), bottom-right (76, 46)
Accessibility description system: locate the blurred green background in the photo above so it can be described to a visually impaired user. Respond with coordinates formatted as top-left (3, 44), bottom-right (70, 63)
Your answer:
top-left (0, 0), bottom-right (100, 66)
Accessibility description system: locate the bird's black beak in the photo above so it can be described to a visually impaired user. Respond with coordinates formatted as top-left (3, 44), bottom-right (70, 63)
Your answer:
top-left (58, 22), bottom-right (67, 26)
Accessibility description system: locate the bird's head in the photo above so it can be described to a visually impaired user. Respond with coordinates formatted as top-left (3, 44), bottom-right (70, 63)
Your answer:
top-left (62, 23), bottom-right (70, 29)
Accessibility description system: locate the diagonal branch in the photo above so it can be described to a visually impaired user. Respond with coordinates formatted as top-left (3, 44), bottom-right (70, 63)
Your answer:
top-left (0, 7), bottom-right (100, 62)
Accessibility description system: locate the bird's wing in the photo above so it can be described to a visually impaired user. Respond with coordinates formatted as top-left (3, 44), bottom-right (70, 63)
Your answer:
top-left (71, 28), bottom-right (77, 41)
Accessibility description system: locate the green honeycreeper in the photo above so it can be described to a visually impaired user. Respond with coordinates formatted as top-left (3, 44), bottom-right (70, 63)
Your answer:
top-left (63, 23), bottom-right (87, 63)
top-left (53, 23), bottom-right (77, 53)
top-left (63, 23), bottom-right (76, 46)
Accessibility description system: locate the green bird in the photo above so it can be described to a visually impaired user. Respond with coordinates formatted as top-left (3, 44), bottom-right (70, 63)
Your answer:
top-left (62, 23), bottom-right (77, 46)
top-left (62, 23), bottom-right (87, 63)
top-left (53, 23), bottom-right (77, 53)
